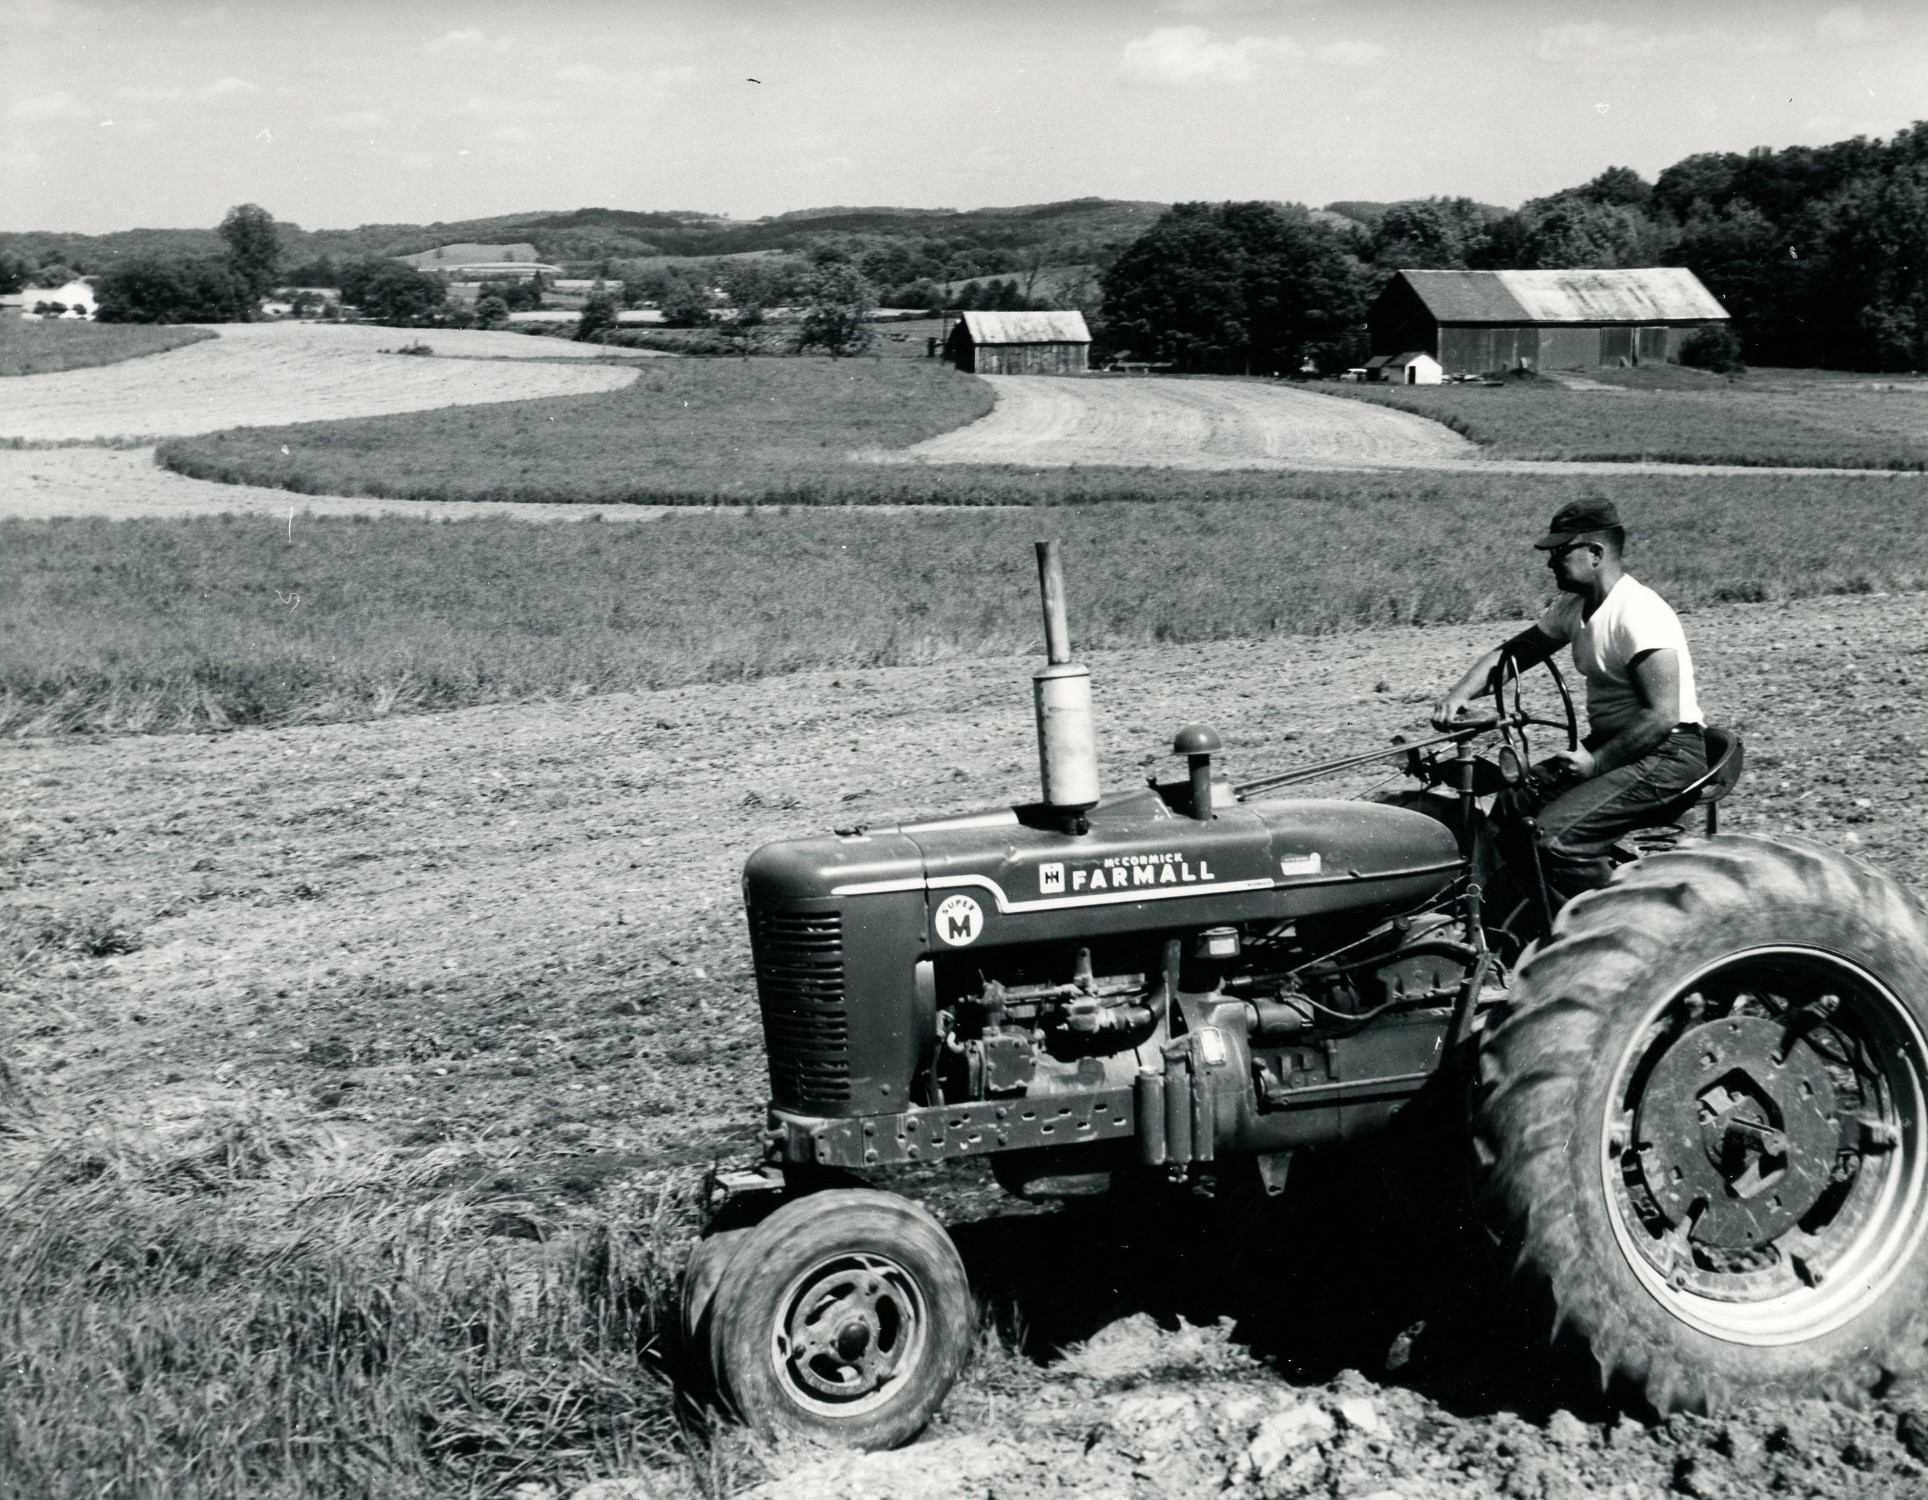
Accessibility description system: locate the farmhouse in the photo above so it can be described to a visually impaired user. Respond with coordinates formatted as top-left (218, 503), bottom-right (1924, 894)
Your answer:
top-left (945, 311), bottom-right (1090, 375)
top-left (399, 243), bottom-right (560, 280)
top-left (1368, 268), bottom-right (1728, 377)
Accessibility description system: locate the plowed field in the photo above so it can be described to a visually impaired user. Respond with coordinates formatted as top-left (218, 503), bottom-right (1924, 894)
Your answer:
top-left (10, 588), bottom-right (1928, 1497)
top-left (0, 321), bottom-right (655, 444)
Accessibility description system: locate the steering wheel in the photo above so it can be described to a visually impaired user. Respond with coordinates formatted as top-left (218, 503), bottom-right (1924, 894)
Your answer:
top-left (1493, 649), bottom-right (1578, 768)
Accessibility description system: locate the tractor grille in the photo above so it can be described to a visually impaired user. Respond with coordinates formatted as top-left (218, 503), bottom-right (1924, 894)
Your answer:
top-left (750, 909), bottom-right (850, 1111)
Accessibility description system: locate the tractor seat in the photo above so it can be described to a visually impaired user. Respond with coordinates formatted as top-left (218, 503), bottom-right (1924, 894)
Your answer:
top-left (1619, 726), bottom-right (1745, 856)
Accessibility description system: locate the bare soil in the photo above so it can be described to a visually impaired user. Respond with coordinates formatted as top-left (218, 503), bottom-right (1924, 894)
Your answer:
top-left (0, 321), bottom-right (656, 443)
top-left (10, 589), bottom-right (1928, 1497)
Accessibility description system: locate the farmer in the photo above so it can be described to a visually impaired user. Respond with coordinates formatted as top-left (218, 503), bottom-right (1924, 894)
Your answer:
top-left (1430, 497), bottom-right (1706, 904)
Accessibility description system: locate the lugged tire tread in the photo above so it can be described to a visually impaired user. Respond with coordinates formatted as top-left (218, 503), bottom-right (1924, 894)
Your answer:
top-left (1470, 834), bottom-right (1928, 1413)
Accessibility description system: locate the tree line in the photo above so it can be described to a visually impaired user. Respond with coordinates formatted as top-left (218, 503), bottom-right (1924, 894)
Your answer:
top-left (1102, 122), bottom-right (1928, 374)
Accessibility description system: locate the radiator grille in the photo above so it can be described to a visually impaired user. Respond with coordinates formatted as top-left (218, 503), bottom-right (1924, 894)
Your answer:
top-left (751, 908), bottom-right (849, 1110)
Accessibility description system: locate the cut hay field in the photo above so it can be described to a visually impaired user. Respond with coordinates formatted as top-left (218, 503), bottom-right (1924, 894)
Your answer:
top-left (153, 358), bottom-right (1928, 513)
top-left (1332, 366), bottom-right (1928, 470)
top-left (0, 317), bottom-right (215, 377)
top-left (6, 467), bottom-right (1927, 735)
top-left (0, 320), bottom-right (658, 444)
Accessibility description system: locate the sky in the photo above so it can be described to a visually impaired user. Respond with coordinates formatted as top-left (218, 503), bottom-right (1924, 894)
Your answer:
top-left (3, 0), bottom-right (1925, 234)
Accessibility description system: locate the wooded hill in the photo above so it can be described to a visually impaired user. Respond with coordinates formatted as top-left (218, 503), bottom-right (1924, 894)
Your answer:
top-left (0, 199), bottom-right (1165, 285)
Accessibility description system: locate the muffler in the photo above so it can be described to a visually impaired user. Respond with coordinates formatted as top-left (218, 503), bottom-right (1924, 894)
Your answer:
top-left (1033, 540), bottom-right (1099, 818)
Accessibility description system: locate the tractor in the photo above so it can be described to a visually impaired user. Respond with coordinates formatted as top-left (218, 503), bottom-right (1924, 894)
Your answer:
top-left (682, 542), bottom-right (1928, 1449)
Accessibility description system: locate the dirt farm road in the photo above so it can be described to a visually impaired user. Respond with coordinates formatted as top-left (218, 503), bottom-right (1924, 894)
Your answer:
top-left (11, 590), bottom-right (1928, 1497)
top-left (885, 372), bottom-right (1920, 479)
top-left (889, 371), bottom-right (1476, 469)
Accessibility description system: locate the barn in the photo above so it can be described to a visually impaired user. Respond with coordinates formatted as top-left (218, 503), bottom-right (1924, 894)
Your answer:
top-left (945, 311), bottom-right (1091, 375)
top-left (1367, 269), bottom-right (1729, 378)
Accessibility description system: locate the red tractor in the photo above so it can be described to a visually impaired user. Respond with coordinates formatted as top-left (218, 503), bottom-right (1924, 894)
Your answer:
top-left (683, 543), bottom-right (1928, 1448)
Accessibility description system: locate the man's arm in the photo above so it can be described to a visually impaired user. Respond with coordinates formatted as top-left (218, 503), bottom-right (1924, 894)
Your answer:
top-left (1544, 648), bottom-right (1681, 780)
top-left (1431, 624), bottom-right (1564, 731)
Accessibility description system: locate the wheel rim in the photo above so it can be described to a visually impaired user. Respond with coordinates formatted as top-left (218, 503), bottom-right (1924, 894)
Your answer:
top-left (1601, 945), bottom-right (1928, 1345)
top-left (768, 1251), bottom-right (929, 1416)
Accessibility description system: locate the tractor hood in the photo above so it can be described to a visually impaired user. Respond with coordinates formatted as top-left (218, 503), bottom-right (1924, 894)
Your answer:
top-left (742, 785), bottom-right (1463, 947)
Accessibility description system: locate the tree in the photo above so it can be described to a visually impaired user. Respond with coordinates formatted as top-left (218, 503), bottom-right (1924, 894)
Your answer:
top-left (29, 261), bottom-right (76, 288)
top-left (575, 292), bottom-right (619, 342)
top-left (1102, 200), bottom-right (1372, 373)
top-left (0, 253), bottom-right (29, 295)
top-left (94, 256), bottom-right (248, 322)
top-left (1100, 203), bottom-right (1246, 367)
top-left (473, 293), bottom-right (510, 328)
top-left (339, 259), bottom-right (446, 324)
top-left (218, 203), bottom-right (281, 316)
top-left (1578, 166), bottom-right (1654, 211)
top-left (1678, 324), bottom-right (1745, 374)
top-left (719, 262), bottom-right (780, 356)
top-left (796, 263), bottom-right (875, 357)
top-left (659, 272), bottom-right (715, 328)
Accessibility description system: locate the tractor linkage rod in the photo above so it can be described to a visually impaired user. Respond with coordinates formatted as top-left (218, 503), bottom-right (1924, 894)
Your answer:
top-left (1232, 714), bottom-right (1522, 801)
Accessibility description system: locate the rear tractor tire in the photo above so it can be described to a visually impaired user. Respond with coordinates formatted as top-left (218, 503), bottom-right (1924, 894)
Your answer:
top-left (1472, 834), bottom-right (1928, 1412)
top-left (701, 1188), bottom-right (974, 1449)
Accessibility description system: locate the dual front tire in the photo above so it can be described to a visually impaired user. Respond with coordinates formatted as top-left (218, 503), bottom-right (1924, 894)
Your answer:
top-left (681, 1189), bottom-right (973, 1450)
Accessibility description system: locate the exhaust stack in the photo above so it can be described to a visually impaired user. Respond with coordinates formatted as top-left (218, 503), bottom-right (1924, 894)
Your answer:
top-left (1033, 540), bottom-right (1100, 816)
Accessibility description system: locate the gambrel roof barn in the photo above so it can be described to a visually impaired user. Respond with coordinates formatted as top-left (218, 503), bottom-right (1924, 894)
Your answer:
top-left (945, 311), bottom-right (1091, 375)
top-left (1369, 269), bottom-right (1729, 377)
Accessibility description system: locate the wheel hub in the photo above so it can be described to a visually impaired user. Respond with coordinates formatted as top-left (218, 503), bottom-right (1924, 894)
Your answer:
top-left (777, 1257), bottom-right (917, 1404)
top-left (1636, 1014), bottom-right (1842, 1248)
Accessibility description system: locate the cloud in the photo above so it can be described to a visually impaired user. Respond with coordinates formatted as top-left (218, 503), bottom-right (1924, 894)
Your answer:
top-left (1166, 0), bottom-right (1319, 12)
top-left (494, 125), bottom-right (534, 144)
top-left (1313, 39), bottom-right (1385, 66)
top-left (0, 0), bottom-right (96, 25)
top-left (320, 108), bottom-right (388, 131)
top-left (1537, 23), bottom-right (1698, 62)
top-left (200, 77), bottom-right (260, 98)
top-left (425, 28), bottom-right (513, 56)
top-left (7, 89), bottom-right (90, 121)
top-left (1816, 7), bottom-right (1884, 44)
top-left (552, 61), bottom-right (698, 90)
top-left (1119, 26), bottom-right (1304, 84)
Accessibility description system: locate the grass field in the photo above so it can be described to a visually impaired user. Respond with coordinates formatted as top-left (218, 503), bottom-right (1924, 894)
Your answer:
top-left (1330, 366), bottom-right (1928, 470)
top-left (6, 467), bottom-right (1926, 735)
top-left (158, 356), bottom-right (998, 505)
top-left (0, 1107), bottom-right (688, 1498)
top-left (0, 318), bottom-right (215, 377)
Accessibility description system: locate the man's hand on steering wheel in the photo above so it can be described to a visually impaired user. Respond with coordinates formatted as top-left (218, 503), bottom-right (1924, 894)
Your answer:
top-left (1430, 694), bottom-right (1475, 733)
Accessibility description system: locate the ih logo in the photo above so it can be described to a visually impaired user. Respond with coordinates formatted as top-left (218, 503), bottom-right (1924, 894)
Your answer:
top-left (1038, 862), bottom-right (1066, 894)
top-left (934, 894), bottom-right (984, 947)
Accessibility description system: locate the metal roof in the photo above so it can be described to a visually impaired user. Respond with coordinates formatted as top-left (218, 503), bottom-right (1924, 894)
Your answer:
top-left (1394, 269), bottom-right (1727, 324)
top-left (958, 310), bottom-right (1091, 345)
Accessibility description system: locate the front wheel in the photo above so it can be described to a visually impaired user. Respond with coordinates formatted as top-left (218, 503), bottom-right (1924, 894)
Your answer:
top-left (1472, 835), bottom-right (1928, 1411)
top-left (706, 1189), bottom-right (974, 1449)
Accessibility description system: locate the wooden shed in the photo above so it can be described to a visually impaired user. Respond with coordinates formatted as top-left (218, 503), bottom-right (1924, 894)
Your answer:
top-left (1365, 351), bottom-right (1443, 384)
top-left (945, 311), bottom-right (1091, 375)
top-left (1368, 269), bottom-right (1728, 378)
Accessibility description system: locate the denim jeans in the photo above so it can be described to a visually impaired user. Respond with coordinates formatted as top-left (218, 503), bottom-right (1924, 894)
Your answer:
top-left (1510, 729), bottom-right (1709, 903)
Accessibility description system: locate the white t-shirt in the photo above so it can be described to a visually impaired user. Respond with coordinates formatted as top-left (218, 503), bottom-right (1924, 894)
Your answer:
top-left (1537, 575), bottom-right (1702, 738)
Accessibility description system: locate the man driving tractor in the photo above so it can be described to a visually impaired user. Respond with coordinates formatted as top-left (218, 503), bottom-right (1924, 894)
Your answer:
top-left (1432, 498), bottom-right (1706, 905)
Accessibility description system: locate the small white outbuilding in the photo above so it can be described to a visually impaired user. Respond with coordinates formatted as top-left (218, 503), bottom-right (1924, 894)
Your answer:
top-left (1366, 351), bottom-right (1443, 385)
